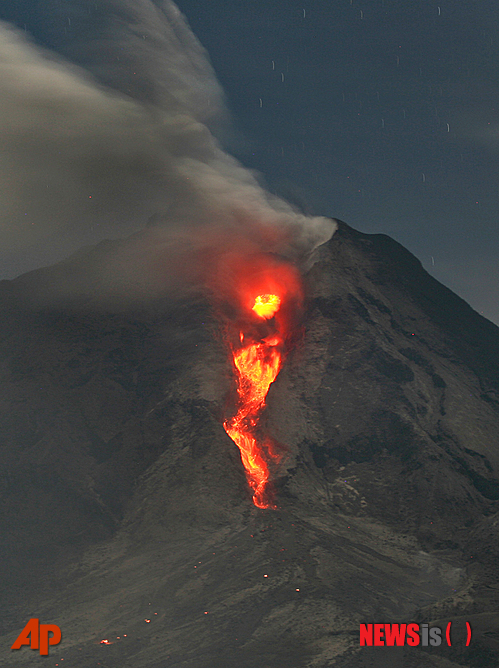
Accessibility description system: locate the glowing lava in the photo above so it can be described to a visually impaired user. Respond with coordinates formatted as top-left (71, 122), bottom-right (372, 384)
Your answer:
top-left (223, 296), bottom-right (283, 508)
top-left (210, 251), bottom-right (303, 508)
top-left (252, 294), bottom-right (281, 319)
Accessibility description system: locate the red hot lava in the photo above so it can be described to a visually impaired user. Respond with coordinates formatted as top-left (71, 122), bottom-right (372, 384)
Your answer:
top-left (213, 252), bottom-right (304, 508)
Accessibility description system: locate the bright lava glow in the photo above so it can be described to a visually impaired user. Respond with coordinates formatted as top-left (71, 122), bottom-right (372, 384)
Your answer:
top-left (252, 294), bottom-right (281, 319)
top-left (223, 294), bottom-right (283, 508)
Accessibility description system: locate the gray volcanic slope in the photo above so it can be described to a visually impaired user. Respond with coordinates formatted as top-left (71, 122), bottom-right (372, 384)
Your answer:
top-left (1, 221), bottom-right (499, 668)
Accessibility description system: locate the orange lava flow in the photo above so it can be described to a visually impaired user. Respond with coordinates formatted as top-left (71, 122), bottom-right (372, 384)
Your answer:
top-left (212, 251), bottom-right (303, 509)
top-left (223, 295), bottom-right (283, 509)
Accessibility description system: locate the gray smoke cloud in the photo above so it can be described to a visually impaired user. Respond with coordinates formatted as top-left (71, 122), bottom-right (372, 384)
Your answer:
top-left (0, 1), bottom-right (335, 290)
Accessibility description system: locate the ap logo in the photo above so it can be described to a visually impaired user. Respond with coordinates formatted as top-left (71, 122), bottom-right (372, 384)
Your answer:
top-left (11, 618), bottom-right (62, 656)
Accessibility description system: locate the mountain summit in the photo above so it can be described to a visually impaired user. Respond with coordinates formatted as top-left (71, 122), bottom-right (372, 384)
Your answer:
top-left (1, 221), bottom-right (498, 668)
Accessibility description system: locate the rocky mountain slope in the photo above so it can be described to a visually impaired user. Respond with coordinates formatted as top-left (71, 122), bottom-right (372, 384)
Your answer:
top-left (1, 221), bottom-right (499, 667)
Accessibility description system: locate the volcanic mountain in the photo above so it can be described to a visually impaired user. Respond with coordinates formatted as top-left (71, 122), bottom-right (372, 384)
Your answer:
top-left (1, 220), bottom-right (499, 668)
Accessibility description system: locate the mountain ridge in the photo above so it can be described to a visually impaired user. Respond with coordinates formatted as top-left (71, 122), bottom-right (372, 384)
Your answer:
top-left (1, 220), bottom-right (498, 667)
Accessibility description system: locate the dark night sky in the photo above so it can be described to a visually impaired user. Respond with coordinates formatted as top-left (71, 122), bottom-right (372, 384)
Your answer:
top-left (173, 0), bottom-right (499, 325)
top-left (0, 0), bottom-right (498, 325)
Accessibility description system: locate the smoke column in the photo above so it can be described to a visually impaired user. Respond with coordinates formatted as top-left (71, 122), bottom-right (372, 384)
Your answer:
top-left (0, 1), bottom-right (336, 282)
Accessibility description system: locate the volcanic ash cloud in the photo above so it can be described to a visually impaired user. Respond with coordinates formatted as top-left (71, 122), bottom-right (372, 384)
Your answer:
top-left (0, 1), bottom-right (336, 288)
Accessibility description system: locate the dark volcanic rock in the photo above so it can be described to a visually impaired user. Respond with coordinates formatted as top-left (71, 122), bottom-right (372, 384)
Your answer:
top-left (1, 221), bottom-right (499, 667)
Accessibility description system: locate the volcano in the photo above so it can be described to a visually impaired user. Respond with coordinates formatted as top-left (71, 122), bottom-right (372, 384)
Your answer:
top-left (1, 220), bottom-right (499, 668)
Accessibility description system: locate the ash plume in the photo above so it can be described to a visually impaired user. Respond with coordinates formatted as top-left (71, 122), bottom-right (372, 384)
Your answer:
top-left (0, 0), bottom-right (336, 292)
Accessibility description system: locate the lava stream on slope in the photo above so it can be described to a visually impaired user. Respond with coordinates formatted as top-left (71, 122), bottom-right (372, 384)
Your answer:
top-left (215, 254), bottom-right (304, 508)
